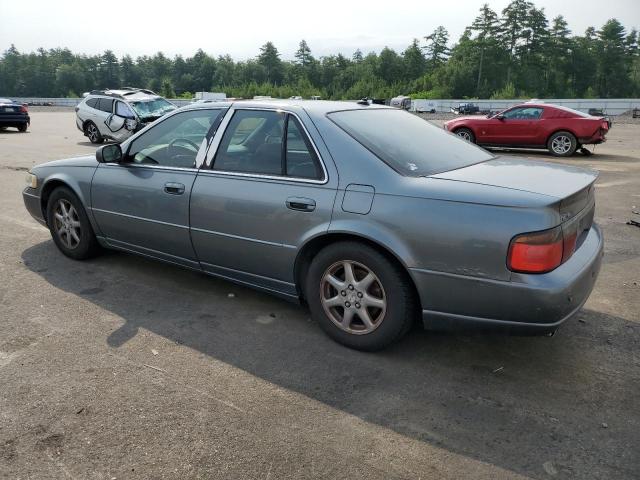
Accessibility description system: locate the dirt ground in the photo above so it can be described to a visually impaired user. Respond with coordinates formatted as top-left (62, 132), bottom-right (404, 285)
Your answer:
top-left (0, 112), bottom-right (639, 479)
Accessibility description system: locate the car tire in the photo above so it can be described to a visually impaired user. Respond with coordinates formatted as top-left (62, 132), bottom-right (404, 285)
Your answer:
top-left (454, 127), bottom-right (475, 143)
top-left (85, 121), bottom-right (104, 144)
top-left (18, 124), bottom-right (28, 132)
top-left (46, 187), bottom-right (101, 260)
top-left (548, 131), bottom-right (577, 157)
top-left (305, 241), bottom-right (416, 351)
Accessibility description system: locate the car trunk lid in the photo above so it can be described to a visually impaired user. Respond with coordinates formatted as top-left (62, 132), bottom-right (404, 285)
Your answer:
top-left (430, 157), bottom-right (598, 202)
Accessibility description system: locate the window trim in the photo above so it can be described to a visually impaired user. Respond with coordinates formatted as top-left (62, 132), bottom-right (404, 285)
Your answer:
top-left (205, 107), bottom-right (328, 185)
top-left (118, 107), bottom-right (227, 171)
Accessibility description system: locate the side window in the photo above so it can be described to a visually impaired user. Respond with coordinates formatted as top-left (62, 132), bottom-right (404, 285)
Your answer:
top-left (213, 110), bottom-right (323, 180)
top-left (86, 98), bottom-right (99, 109)
top-left (127, 109), bottom-right (223, 168)
top-left (286, 116), bottom-right (322, 179)
top-left (97, 98), bottom-right (114, 113)
top-left (115, 101), bottom-right (134, 118)
top-left (503, 107), bottom-right (543, 120)
top-left (213, 110), bottom-right (285, 175)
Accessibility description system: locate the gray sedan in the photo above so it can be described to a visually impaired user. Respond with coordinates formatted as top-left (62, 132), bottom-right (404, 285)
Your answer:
top-left (22, 100), bottom-right (603, 350)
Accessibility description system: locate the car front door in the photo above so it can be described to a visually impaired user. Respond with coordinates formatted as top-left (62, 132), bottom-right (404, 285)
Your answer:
top-left (91, 108), bottom-right (225, 268)
top-left (189, 107), bottom-right (338, 297)
top-left (104, 101), bottom-right (137, 143)
top-left (489, 107), bottom-right (544, 145)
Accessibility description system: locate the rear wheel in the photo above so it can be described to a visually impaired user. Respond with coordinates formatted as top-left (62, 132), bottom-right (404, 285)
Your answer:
top-left (548, 131), bottom-right (577, 157)
top-left (85, 121), bottom-right (104, 144)
top-left (305, 241), bottom-right (416, 351)
top-left (18, 123), bottom-right (28, 132)
top-left (454, 127), bottom-right (475, 143)
top-left (46, 187), bottom-right (101, 260)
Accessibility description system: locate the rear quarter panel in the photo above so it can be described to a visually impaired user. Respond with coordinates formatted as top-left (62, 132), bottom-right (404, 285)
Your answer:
top-left (306, 112), bottom-right (561, 282)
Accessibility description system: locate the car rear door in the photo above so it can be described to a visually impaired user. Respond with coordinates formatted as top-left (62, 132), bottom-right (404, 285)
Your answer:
top-left (189, 107), bottom-right (338, 297)
top-left (90, 108), bottom-right (225, 268)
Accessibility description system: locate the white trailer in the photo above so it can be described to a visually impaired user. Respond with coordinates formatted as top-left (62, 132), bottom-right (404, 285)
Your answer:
top-left (411, 99), bottom-right (442, 113)
top-left (194, 92), bottom-right (227, 102)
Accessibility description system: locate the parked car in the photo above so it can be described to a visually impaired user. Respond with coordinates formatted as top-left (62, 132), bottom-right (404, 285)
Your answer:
top-left (444, 103), bottom-right (611, 156)
top-left (75, 88), bottom-right (176, 144)
top-left (23, 100), bottom-right (603, 351)
top-left (390, 96), bottom-right (412, 110)
top-left (0, 98), bottom-right (30, 132)
top-left (451, 103), bottom-right (480, 115)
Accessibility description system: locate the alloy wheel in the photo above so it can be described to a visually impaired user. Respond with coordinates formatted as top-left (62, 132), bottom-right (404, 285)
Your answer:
top-left (53, 199), bottom-right (81, 250)
top-left (87, 124), bottom-right (98, 142)
top-left (457, 130), bottom-right (472, 141)
top-left (551, 135), bottom-right (572, 155)
top-left (320, 260), bottom-right (387, 335)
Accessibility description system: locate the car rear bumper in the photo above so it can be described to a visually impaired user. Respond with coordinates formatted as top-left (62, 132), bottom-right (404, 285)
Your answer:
top-left (412, 223), bottom-right (604, 334)
top-left (23, 188), bottom-right (46, 226)
top-left (0, 114), bottom-right (30, 126)
top-left (580, 131), bottom-right (607, 145)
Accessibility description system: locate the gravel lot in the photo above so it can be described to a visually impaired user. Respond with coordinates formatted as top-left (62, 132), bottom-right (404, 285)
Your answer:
top-left (1, 112), bottom-right (639, 479)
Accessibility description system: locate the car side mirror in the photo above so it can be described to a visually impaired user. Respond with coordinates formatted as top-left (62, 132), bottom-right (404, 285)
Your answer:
top-left (495, 114), bottom-right (505, 120)
top-left (96, 143), bottom-right (123, 163)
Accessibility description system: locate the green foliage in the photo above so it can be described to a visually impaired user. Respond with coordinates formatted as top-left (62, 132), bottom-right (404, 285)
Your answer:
top-left (1, 2), bottom-right (639, 100)
top-left (490, 82), bottom-right (516, 99)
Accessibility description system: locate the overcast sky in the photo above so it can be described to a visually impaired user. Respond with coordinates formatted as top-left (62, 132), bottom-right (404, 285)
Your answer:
top-left (1, 0), bottom-right (639, 60)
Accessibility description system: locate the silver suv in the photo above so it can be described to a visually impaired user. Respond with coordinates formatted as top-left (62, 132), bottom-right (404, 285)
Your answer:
top-left (75, 88), bottom-right (176, 143)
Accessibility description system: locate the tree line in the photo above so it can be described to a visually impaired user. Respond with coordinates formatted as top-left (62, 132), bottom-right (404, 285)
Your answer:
top-left (1, 1), bottom-right (638, 100)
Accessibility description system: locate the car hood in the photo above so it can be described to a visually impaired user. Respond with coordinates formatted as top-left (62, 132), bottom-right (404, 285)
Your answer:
top-left (35, 155), bottom-right (98, 169)
top-left (430, 156), bottom-right (598, 199)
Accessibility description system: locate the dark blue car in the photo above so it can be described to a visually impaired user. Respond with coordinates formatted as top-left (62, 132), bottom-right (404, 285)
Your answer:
top-left (0, 98), bottom-right (30, 132)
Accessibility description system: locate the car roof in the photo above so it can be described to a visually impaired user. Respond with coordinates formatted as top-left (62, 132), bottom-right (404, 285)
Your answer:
top-left (87, 89), bottom-right (161, 102)
top-left (177, 99), bottom-right (393, 115)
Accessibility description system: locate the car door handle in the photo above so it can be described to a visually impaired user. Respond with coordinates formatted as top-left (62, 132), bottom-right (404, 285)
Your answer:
top-left (164, 182), bottom-right (185, 195)
top-left (286, 197), bottom-right (316, 212)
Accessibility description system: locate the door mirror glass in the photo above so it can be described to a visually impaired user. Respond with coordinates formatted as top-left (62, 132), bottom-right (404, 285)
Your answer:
top-left (97, 143), bottom-right (123, 163)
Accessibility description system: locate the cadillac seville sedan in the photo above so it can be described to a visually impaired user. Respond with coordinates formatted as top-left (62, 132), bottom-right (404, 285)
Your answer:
top-left (22, 100), bottom-right (603, 350)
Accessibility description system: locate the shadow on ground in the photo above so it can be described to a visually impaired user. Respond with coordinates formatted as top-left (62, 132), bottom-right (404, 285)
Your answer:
top-left (22, 241), bottom-right (640, 480)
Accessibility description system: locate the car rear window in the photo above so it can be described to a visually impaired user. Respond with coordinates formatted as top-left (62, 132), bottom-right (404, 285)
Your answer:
top-left (328, 109), bottom-right (493, 176)
top-left (553, 105), bottom-right (591, 118)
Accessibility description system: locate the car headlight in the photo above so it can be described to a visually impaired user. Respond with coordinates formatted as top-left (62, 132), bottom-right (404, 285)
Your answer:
top-left (25, 172), bottom-right (38, 189)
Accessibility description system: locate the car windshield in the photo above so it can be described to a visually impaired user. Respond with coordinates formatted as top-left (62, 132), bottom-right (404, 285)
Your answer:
top-left (130, 98), bottom-right (176, 120)
top-left (0, 98), bottom-right (13, 104)
top-left (328, 109), bottom-right (493, 176)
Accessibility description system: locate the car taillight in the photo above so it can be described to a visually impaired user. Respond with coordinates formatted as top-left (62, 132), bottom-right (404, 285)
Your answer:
top-left (508, 226), bottom-right (563, 273)
top-left (20, 105), bottom-right (28, 113)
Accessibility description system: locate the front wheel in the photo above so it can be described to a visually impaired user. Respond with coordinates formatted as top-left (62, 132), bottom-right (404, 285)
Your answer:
top-left (454, 127), bottom-right (475, 143)
top-left (46, 187), bottom-right (101, 260)
top-left (548, 131), bottom-right (577, 157)
top-left (305, 242), bottom-right (416, 351)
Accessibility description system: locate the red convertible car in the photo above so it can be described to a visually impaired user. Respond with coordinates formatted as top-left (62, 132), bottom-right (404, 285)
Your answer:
top-left (444, 103), bottom-right (610, 157)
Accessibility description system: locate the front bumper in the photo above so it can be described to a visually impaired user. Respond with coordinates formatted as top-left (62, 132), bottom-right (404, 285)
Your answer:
top-left (412, 224), bottom-right (604, 334)
top-left (23, 188), bottom-right (46, 226)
